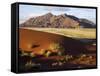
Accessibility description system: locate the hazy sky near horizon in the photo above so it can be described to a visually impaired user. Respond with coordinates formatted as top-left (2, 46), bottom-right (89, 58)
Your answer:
top-left (19, 4), bottom-right (96, 24)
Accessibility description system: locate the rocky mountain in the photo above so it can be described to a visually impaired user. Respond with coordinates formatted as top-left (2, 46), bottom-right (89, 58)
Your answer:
top-left (20, 13), bottom-right (96, 28)
top-left (79, 18), bottom-right (96, 28)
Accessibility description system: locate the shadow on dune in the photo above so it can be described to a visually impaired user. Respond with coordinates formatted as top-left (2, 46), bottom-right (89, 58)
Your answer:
top-left (61, 37), bottom-right (87, 55)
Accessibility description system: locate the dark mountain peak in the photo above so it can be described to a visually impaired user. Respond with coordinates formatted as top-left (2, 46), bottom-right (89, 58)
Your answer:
top-left (62, 13), bottom-right (67, 16)
top-left (59, 13), bottom-right (67, 17)
top-left (79, 18), bottom-right (95, 25)
top-left (66, 15), bottom-right (79, 22)
top-left (79, 18), bottom-right (96, 28)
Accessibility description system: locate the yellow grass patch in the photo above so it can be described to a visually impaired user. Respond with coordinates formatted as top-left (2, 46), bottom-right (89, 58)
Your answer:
top-left (20, 27), bottom-right (96, 39)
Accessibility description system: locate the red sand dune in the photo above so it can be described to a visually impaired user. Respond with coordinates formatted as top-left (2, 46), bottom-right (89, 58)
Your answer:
top-left (19, 28), bottom-right (89, 55)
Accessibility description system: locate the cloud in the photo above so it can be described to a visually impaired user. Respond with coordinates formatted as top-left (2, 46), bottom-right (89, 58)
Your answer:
top-left (43, 6), bottom-right (71, 11)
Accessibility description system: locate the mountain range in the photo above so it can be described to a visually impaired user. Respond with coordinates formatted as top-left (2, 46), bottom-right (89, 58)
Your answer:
top-left (20, 13), bottom-right (96, 28)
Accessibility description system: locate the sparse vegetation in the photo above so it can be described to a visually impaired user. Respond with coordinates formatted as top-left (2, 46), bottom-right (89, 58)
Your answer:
top-left (18, 28), bottom-right (96, 71)
top-left (49, 42), bottom-right (65, 56)
top-left (44, 50), bottom-right (51, 57)
top-left (22, 28), bottom-right (96, 39)
top-left (25, 60), bottom-right (40, 69)
top-left (21, 51), bottom-right (29, 56)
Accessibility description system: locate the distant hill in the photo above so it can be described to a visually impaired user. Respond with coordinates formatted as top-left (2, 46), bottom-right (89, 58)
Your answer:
top-left (20, 13), bottom-right (96, 28)
top-left (79, 18), bottom-right (96, 28)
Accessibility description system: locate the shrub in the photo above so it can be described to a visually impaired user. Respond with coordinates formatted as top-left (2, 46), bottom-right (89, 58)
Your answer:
top-left (49, 42), bottom-right (65, 56)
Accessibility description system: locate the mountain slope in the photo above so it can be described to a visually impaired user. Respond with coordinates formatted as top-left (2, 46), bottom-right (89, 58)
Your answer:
top-left (20, 13), bottom-right (95, 28)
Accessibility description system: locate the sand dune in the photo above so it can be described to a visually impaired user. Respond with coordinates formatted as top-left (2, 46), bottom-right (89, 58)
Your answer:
top-left (19, 28), bottom-right (88, 55)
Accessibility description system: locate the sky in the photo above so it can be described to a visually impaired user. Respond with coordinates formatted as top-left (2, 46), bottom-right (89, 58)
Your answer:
top-left (19, 4), bottom-right (96, 24)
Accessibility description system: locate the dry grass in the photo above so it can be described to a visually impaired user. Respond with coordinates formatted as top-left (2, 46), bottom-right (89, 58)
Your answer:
top-left (20, 27), bottom-right (96, 39)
